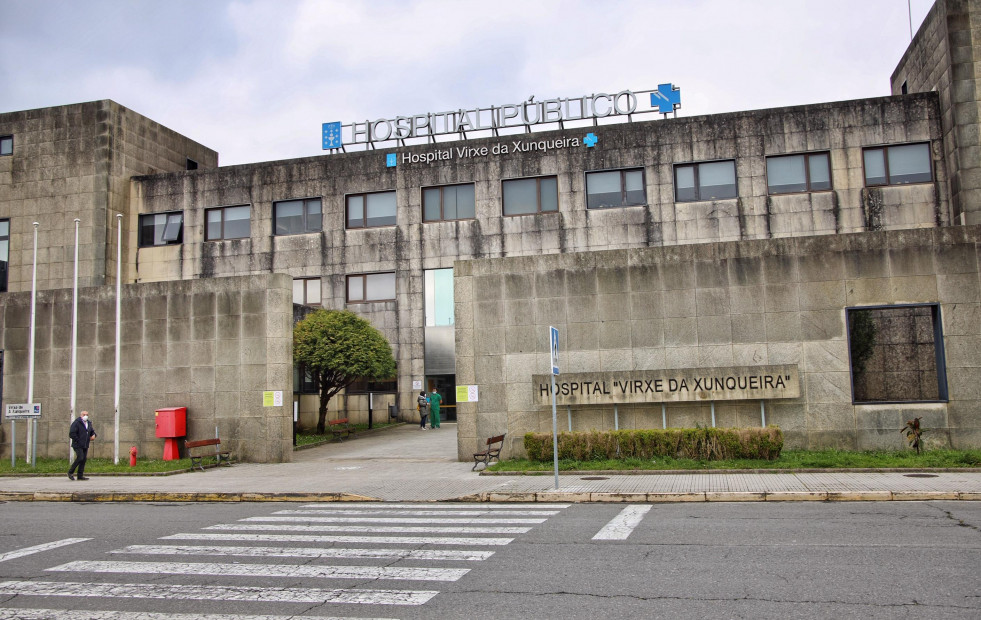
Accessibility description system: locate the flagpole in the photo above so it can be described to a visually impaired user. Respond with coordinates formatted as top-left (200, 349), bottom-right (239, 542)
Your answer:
top-left (69, 218), bottom-right (79, 460)
top-left (114, 214), bottom-right (122, 464)
top-left (27, 222), bottom-right (39, 466)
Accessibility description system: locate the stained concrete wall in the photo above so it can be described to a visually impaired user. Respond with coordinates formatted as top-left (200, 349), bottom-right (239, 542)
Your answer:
top-left (892, 0), bottom-right (981, 225)
top-left (454, 226), bottom-right (981, 460)
top-left (130, 95), bottom-right (948, 423)
top-left (0, 273), bottom-right (294, 463)
top-left (0, 100), bottom-right (218, 293)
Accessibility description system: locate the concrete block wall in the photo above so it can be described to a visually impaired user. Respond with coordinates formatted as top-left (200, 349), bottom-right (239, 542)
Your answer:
top-left (0, 273), bottom-right (294, 463)
top-left (892, 0), bottom-right (981, 225)
top-left (131, 95), bottom-right (949, 425)
top-left (0, 100), bottom-right (217, 293)
top-left (455, 226), bottom-right (981, 460)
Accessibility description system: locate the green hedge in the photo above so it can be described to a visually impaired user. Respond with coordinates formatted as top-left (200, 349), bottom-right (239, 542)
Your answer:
top-left (523, 427), bottom-right (783, 462)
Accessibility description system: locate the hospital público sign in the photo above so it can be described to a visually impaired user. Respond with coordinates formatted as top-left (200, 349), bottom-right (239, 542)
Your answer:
top-left (322, 84), bottom-right (682, 150)
top-left (532, 365), bottom-right (801, 407)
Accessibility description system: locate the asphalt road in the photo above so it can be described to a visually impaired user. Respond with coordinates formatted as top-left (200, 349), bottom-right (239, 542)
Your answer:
top-left (0, 501), bottom-right (978, 619)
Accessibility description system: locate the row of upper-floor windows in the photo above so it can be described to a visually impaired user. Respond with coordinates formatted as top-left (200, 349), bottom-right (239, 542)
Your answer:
top-left (138, 143), bottom-right (934, 245)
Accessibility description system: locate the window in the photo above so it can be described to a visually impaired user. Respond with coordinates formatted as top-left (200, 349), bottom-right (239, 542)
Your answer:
top-left (502, 176), bottom-right (558, 215)
top-left (585, 168), bottom-right (645, 209)
top-left (138, 212), bottom-right (183, 247)
top-left (0, 136), bottom-right (11, 156)
top-left (347, 375), bottom-right (398, 393)
top-left (347, 272), bottom-right (396, 303)
top-left (293, 278), bottom-right (321, 306)
top-left (347, 191), bottom-right (396, 229)
top-left (423, 184), bottom-right (475, 221)
top-left (766, 153), bottom-right (831, 194)
top-left (275, 198), bottom-right (322, 235)
top-left (425, 268), bottom-right (454, 326)
top-left (205, 205), bottom-right (250, 240)
top-left (864, 143), bottom-right (932, 186)
top-left (186, 158), bottom-right (198, 171)
top-left (675, 160), bottom-right (737, 202)
top-left (294, 364), bottom-right (318, 394)
top-left (847, 304), bottom-right (948, 403)
top-left (0, 219), bottom-right (8, 292)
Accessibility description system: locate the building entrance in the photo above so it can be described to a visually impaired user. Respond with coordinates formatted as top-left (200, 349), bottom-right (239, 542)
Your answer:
top-left (426, 374), bottom-right (457, 422)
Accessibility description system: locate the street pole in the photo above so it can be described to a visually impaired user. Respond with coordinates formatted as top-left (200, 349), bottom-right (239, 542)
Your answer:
top-left (114, 214), bottom-right (122, 464)
top-left (28, 222), bottom-right (38, 467)
top-left (69, 218), bottom-right (79, 460)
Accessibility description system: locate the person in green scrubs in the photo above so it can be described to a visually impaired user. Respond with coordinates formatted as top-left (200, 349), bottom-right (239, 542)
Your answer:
top-left (429, 388), bottom-right (442, 429)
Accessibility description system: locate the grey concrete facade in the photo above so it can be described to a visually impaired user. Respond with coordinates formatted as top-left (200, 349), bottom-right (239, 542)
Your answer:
top-left (1, 0), bottom-right (979, 463)
top-left (0, 273), bottom-right (294, 463)
top-left (0, 100), bottom-right (217, 292)
top-left (455, 227), bottom-right (981, 460)
top-left (892, 0), bottom-right (981, 225)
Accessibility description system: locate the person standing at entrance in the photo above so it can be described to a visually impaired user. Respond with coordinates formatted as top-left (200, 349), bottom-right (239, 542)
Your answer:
top-left (68, 410), bottom-right (97, 481)
top-left (417, 391), bottom-right (430, 430)
top-left (429, 388), bottom-right (442, 429)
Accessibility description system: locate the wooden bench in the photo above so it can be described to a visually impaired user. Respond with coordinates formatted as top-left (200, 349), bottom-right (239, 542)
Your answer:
top-left (473, 433), bottom-right (506, 471)
top-left (185, 437), bottom-right (231, 471)
top-left (328, 417), bottom-right (356, 441)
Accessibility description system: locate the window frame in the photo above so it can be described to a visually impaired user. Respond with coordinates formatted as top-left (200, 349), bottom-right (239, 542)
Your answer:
top-left (765, 152), bottom-right (833, 195)
top-left (501, 175), bottom-right (559, 216)
top-left (274, 197), bottom-right (322, 236)
top-left (862, 142), bottom-right (933, 187)
top-left (674, 159), bottom-right (738, 202)
top-left (0, 135), bottom-right (12, 156)
top-left (293, 363), bottom-right (319, 394)
top-left (204, 205), bottom-right (251, 241)
top-left (292, 277), bottom-right (322, 307)
top-left (346, 271), bottom-right (397, 303)
top-left (846, 303), bottom-right (949, 405)
top-left (138, 211), bottom-right (184, 247)
top-left (422, 183), bottom-right (477, 222)
top-left (584, 167), bottom-right (647, 210)
top-left (345, 190), bottom-right (397, 229)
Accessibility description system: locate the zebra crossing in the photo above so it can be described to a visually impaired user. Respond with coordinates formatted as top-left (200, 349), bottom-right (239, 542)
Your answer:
top-left (0, 502), bottom-right (569, 618)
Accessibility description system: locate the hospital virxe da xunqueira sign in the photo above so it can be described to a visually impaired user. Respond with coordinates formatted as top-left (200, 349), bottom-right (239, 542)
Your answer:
top-left (532, 365), bottom-right (800, 406)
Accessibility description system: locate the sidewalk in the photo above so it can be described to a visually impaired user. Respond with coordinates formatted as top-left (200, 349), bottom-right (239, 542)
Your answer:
top-left (2, 423), bottom-right (979, 503)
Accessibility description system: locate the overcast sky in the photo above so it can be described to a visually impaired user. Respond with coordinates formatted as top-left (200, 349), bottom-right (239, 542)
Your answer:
top-left (0, 0), bottom-right (936, 166)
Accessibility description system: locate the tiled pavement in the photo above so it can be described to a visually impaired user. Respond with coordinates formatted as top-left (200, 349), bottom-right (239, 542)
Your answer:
top-left (2, 423), bottom-right (979, 502)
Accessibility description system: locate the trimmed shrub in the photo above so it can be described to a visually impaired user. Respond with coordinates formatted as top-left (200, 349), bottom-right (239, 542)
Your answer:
top-left (523, 427), bottom-right (783, 462)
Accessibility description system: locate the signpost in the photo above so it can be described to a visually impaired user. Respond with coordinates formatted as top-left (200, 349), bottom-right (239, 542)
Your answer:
top-left (6, 404), bottom-right (41, 467)
top-left (549, 326), bottom-right (560, 490)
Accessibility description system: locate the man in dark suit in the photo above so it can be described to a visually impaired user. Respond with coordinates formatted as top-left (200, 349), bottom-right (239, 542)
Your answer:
top-left (68, 410), bottom-right (96, 481)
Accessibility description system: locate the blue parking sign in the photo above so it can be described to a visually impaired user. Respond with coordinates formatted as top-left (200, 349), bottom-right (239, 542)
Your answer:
top-left (550, 326), bottom-right (559, 375)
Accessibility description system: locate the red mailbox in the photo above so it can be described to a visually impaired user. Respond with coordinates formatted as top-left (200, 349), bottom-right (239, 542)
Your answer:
top-left (155, 407), bottom-right (187, 460)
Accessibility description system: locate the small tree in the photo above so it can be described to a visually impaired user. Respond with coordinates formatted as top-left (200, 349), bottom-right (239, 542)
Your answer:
top-left (293, 309), bottom-right (397, 434)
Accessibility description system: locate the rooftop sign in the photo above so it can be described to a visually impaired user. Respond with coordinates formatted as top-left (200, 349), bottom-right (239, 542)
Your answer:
top-left (323, 84), bottom-right (681, 152)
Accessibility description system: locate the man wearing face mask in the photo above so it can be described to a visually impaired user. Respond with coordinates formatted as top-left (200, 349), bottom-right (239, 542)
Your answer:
top-left (68, 411), bottom-right (97, 481)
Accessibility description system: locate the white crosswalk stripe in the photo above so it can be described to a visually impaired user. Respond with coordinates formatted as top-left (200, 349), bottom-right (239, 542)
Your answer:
top-left (277, 509), bottom-right (561, 516)
top-left (206, 523), bottom-right (532, 534)
top-left (592, 505), bottom-right (652, 540)
top-left (300, 502), bottom-right (571, 509)
top-left (241, 515), bottom-right (547, 524)
top-left (0, 580), bottom-right (437, 605)
top-left (0, 538), bottom-right (90, 563)
top-left (162, 532), bottom-right (515, 545)
top-left (49, 560), bottom-right (469, 582)
top-left (0, 609), bottom-right (395, 620)
top-left (114, 544), bottom-right (495, 561)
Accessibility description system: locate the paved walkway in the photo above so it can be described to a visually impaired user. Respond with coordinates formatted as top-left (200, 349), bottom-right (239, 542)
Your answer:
top-left (2, 423), bottom-right (979, 502)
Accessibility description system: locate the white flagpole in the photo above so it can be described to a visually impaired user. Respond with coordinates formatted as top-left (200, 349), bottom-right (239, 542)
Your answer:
top-left (114, 214), bottom-right (122, 464)
top-left (26, 222), bottom-right (38, 466)
top-left (69, 218), bottom-right (79, 460)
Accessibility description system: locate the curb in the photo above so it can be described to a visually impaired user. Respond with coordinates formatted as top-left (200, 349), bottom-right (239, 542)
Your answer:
top-left (480, 467), bottom-right (981, 476)
top-left (3, 491), bottom-right (978, 503)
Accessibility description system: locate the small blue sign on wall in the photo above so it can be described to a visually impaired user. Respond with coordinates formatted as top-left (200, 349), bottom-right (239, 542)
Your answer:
top-left (322, 122), bottom-right (342, 149)
top-left (651, 83), bottom-right (681, 114)
top-left (386, 153), bottom-right (397, 167)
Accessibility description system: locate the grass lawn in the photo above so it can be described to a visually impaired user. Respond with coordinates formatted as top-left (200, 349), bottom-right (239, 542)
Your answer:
top-left (0, 456), bottom-right (196, 476)
top-left (487, 448), bottom-right (981, 472)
